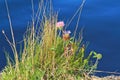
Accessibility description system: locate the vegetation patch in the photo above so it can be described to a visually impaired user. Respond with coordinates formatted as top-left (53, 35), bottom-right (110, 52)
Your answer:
top-left (0, 0), bottom-right (102, 80)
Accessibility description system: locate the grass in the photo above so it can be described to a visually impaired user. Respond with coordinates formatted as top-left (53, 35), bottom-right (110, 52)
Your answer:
top-left (0, 0), bottom-right (102, 80)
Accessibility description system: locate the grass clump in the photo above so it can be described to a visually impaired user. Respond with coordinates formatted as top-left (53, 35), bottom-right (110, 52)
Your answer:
top-left (1, 0), bottom-right (102, 80)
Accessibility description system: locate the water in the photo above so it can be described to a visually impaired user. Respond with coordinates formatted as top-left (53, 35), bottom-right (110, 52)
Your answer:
top-left (0, 0), bottom-right (120, 76)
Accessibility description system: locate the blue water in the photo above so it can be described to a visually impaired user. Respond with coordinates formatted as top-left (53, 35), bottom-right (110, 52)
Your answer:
top-left (0, 0), bottom-right (120, 76)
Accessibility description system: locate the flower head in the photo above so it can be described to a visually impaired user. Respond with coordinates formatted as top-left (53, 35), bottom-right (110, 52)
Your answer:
top-left (62, 30), bottom-right (71, 41)
top-left (63, 30), bottom-right (71, 34)
top-left (2, 30), bottom-right (5, 34)
top-left (56, 21), bottom-right (65, 29)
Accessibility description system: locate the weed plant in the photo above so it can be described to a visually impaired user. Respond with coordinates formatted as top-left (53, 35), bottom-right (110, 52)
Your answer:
top-left (0, 0), bottom-right (102, 80)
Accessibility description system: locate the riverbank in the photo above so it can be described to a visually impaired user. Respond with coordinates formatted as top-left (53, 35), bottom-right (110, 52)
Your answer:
top-left (91, 75), bottom-right (120, 80)
top-left (1, 73), bottom-right (120, 80)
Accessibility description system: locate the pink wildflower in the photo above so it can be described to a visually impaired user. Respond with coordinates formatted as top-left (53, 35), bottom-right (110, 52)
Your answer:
top-left (56, 21), bottom-right (65, 29)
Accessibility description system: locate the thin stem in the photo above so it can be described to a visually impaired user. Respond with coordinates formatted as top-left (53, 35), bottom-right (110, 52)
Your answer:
top-left (31, 0), bottom-right (34, 23)
top-left (73, 0), bottom-right (85, 39)
top-left (5, 0), bottom-right (19, 71)
top-left (31, 0), bottom-right (35, 73)
top-left (66, 0), bottom-right (86, 29)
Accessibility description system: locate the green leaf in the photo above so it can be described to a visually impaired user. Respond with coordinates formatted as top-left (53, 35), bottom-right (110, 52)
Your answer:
top-left (96, 54), bottom-right (102, 60)
top-left (50, 47), bottom-right (56, 51)
top-left (93, 53), bottom-right (102, 60)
